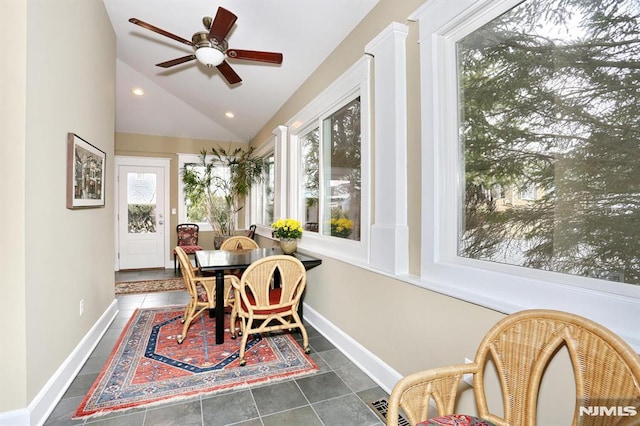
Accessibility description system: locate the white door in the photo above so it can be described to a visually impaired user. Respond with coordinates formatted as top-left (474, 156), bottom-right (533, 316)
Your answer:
top-left (118, 165), bottom-right (166, 269)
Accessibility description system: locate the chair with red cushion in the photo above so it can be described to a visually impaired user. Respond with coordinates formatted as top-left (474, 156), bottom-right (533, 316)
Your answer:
top-left (229, 255), bottom-right (310, 366)
top-left (245, 224), bottom-right (257, 240)
top-left (174, 223), bottom-right (203, 272)
top-left (386, 309), bottom-right (640, 426)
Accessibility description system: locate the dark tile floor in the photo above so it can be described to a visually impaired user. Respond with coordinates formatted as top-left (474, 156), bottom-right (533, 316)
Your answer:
top-left (44, 269), bottom-right (388, 426)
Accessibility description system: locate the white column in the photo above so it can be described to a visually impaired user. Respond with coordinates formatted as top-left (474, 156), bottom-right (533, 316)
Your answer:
top-left (365, 22), bottom-right (409, 274)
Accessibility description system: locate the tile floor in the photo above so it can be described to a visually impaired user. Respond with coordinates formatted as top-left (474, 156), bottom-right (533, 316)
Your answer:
top-left (44, 269), bottom-right (388, 426)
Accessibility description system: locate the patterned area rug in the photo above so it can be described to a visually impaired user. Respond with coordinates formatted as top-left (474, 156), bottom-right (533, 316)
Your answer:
top-left (74, 306), bottom-right (317, 419)
top-left (114, 278), bottom-right (186, 294)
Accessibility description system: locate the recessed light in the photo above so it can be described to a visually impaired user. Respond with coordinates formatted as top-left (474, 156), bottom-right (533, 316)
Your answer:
top-left (131, 88), bottom-right (144, 96)
top-left (225, 111), bottom-right (235, 118)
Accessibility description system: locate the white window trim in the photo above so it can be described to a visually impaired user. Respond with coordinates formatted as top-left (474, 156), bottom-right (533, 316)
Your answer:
top-left (287, 56), bottom-right (372, 265)
top-left (365, 22), bottom-right (410, 275)
top-left (249, 128), bottom-right (284, 238)
top-left (410, 0), bottom-right (640, 351)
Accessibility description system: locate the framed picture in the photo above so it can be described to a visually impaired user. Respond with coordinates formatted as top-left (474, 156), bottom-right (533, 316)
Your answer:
top-left (67, 133), bottom-right (106, 209)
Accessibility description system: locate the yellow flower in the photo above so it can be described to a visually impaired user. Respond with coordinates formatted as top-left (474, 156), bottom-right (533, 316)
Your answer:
top-left (271, 218), bottom-right (303, 239)
top-left (329, 216), bottom-right (354, 238)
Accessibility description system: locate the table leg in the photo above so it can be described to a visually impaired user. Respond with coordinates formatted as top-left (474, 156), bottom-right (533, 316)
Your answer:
top-left (215, 271), bottom-right (224, 344)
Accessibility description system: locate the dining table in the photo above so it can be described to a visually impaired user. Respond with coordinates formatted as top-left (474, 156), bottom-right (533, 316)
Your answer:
top-left (195, 247), bottom-right (322, 344)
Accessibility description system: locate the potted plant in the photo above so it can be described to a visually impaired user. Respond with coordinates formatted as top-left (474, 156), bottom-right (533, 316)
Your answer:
top-left (181, 145), bottom-right (266, 248)
top-left (271, 218), bottom-right (304, 254)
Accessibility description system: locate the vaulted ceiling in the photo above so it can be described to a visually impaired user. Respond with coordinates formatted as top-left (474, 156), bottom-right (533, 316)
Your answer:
top-left (102, 0), bottom-right (380, 142)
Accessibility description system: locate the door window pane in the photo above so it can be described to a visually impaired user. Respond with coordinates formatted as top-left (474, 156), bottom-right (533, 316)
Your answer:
top-left (127, 173), bottom-right (157, 234)
top-left (457, 0), bottom-right (640, 284)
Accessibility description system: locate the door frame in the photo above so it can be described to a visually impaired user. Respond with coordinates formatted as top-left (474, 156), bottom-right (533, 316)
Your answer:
top-left (114, 156), bottom-right (171, 271)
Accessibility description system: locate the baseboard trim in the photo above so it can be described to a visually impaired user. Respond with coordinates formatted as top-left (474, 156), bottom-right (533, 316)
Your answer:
top-left (303, 303), bottom-right (402, 394)
top-left (0, 408), bottom-right (30, 426)
top-left (25, 300), bottom-right (118, 426)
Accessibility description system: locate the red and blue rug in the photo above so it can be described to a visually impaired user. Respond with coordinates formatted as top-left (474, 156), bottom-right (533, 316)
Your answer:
top-left (74, 306), bottom-right (318, 419)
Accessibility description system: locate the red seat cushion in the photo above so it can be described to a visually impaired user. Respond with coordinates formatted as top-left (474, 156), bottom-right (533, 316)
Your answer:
top-left (240, 288), bottom-right (291, 314)
top-left (196, 286), bottom-right (209, 302)
top-left (175, 245), bottom-right (202, 254)
top-left (417, 415), bottom-right (496, 426)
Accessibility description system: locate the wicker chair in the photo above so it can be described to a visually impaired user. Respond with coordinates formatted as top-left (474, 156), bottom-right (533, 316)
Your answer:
top-left (174, 246), bottom-right (235, 344)
top-left (220, 235), bottom-right (259, 250)
top-left (173, 223), bottom-right (203, 272)
top-left (387, 309), bottom-right (640, 426)
top-left (229, 255), bottom-right (310, 366)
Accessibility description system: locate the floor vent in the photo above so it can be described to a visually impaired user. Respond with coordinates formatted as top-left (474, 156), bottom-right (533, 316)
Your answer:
top-left (367, 399), bottom-right (410, 426)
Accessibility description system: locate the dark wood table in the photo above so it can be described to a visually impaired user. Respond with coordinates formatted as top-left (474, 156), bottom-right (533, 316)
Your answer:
top-left (195, 247), bottom-right (322, 344)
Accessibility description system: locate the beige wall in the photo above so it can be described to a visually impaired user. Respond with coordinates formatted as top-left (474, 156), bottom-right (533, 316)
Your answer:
top-left (0, 0), bottom-right (116, 415)
top-left (1, 0), bottom-right (28, 412)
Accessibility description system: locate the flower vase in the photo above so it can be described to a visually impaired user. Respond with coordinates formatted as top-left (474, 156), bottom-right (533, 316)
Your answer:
top-left (279, 238), bottom-right (298, 255)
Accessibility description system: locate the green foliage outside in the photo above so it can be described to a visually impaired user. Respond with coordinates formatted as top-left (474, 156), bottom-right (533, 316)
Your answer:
top-left (458, 0), bottom-right (640, 284)
top-left (181, 146), bottom-right (266, 237)
top-left (128, 204), bottom-right (156, 233)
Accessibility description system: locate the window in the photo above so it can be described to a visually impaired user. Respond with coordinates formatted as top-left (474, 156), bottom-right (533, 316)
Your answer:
top-left (287, 57), bottom-right (371, 262)
top-left (300, 127), bottom-right (320, 232)
top-left (255, 153), bottom-right (275, 226)
top-left (457, 0), bottom-right (640, 285)
top-left (323, 98), bottom-right (362, 241)
top-left (127, 173), bottom-right (157, 233)
top-left (412, 0), bottom-right (639, 349)
top-left (177, 153), bottom-right (229, 231)
top-left (297, 97), bottom-right (362, 241)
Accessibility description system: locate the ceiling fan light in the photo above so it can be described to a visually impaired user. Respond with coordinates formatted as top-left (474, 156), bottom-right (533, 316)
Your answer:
top-left (195, 47), bottom-right (224, 67)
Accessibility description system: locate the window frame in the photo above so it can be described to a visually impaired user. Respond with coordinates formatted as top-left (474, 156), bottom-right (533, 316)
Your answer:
top-left (248, 136), bottom-right (276, 234)
top-left (176, 152), bottom-right (230, 232)
top-left (411, 0), bottom-right (640, 351)
top-left (287, 56), bottom-right (372, 264)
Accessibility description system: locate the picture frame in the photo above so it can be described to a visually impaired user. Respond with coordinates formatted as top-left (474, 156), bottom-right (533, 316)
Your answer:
top-left (67, 133), bottom-right (106, 209)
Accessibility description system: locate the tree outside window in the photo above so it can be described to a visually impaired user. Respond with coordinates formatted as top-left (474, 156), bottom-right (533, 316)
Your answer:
top-left (257, 154), bottom-right (275, 226)
top-left (458, 0), bottom-right (640, 284)
top-left (301, 127), bottom-right (320, 232)
top-left (323, 98), bottom-right (361, 240)
top-left (300, 97), bottom-right (361, 240)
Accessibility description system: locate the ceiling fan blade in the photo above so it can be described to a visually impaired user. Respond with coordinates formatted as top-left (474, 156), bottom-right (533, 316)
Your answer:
top-left (216, 61), bottom-right (242, 84)
top-left (208, 7), bottom-right (237, 43)
top-left (156, 55), bottom-right (196, 68)
top-left (226, 49), bottom-right (283, 64)
top-left (129, 18), bottom-right (194, 47)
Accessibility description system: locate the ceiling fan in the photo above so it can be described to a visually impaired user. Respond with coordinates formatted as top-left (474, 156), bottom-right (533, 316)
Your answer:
top-left (129, 6), bottom-right (283, 85)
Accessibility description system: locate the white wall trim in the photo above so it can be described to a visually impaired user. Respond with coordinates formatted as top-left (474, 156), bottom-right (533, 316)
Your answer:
top-left (26, 300), bottom-right (118, 426)
top-left (365, 22), bottom-right (410, 275)
top-left (303, 303), bottom-right (402, 394)
top-left (0, 408), bottom-right (29, 426)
